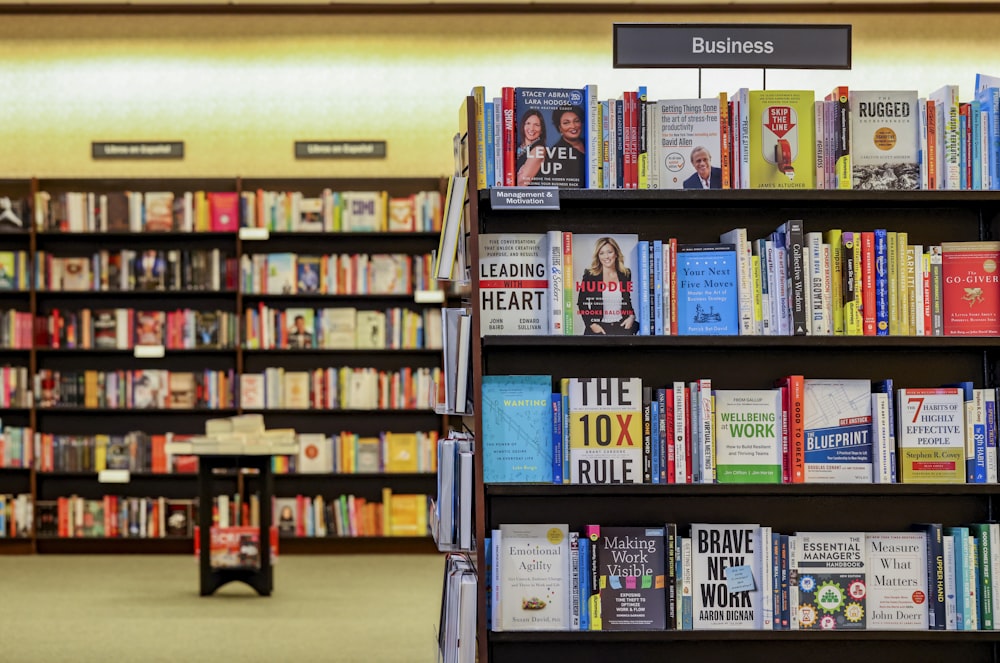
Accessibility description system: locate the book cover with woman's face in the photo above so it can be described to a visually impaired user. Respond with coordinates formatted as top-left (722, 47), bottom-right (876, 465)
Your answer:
top-left (571, 233), bottom-right (639, 335)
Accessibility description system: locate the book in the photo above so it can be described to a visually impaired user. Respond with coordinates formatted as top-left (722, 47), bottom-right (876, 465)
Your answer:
top-left (675, 243), bottom-right (739, 335)
top-left (897, 387), bottom-right (966, 483)
top-left (497, 523), bottom-right (571, 630)
top-left (850, 90), bottom-right (920, 190)
top-left (143, 192), bottom-right (174, 231)
top-left (748, 90), bottom-right (816, 189)
top-left (133, 250), bottom-right (165, 291)
top-left (285, 308), bottom-right (316, 349)
top-left (589, 525), bottom-right (666, 630)
top-left (793, 531), bottom-right (867, 629)
top-left (266, 253), bottom-right (296, 294)
top-left (802, 379), bottom-right (873, 483)
top-left (568, 377), bottom-right (643, 485)
top-left (240, 374), bottom-right (265, 410)
top-left (296, 255), bottom-right (322, 294)
top-left (515, 87), bottom-right (587, 188)
top-left (571, 233), bottom-right (640, 336)
top-left (134, 311), bottom-right (165, 346)
top-left (481, 375), bottom-right (553, 483)
top-left (941, 241), bottom-right (1000, 335)
top-left (168, 372), bottom-right (196, 409)
top-left (690, 523), bottom-right (763, 630)
top-left (866, 531), bottom-right (929, 630)
top-left (650, 98), bottom-right (724, 190)
top-left (355, 310), bottom-right (386, 350)
top-left (297, 433), bottom-right (331, 473)
top-left (713, 389), bottom-right (782, 483)
top-left (195, 311), bottom-right (220, 348)
top-left (478, 234), bottom-right (549, 336)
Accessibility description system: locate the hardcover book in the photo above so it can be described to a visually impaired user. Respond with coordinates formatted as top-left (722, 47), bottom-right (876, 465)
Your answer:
top-left (498, 523), bottom-right (571, 631)
top-left (168, 372), bottom-right (196, 409)
top-left (195, 311), bottom-right (220, 348)
top-left (285, 308), bottom-right (316, 349)
top-left (322, 308), bottom-right (357, 348)
top-left (93, 310), bottom-right (119, 349)
top-left (515, 87), bottom-right (587, 188)
top-left (296, 255), bottom-right (322, 294)
top-left (941, 241), bottom-right (1000, 336)
top-left (481, 375), bottom-right (553, 483)
top-left (748, 90), bottom-right (816, 189)
top-left (714, 389), bottom-right (782, 483)
top-left (793, 531), bottom-right (867, 630)
top-left (675, 243), bottom-right (739, 335)
top-left (802, 378), bottom-right (873, 483)
top-left (478, 233), bottom-right (549, 336)
top-left (134, 311), bottom-right (165, 346)
top-left (570, 233), bottom-right (639, 336)
top-left (589, 525), bottom-right (666, 630)
top-left (866, 531), bottom-right (929, 630)
top-left (849, 90), bottom-right (920, 190)
top-left (266, 253), bottom-right (296, 295)
top-left (297, 433), bottom-right (331, 473)
top-left (690, 523), bottom-right (763, 630)
top-left (568, 377), bottom-right (643, 485)
top-left (897, 387), bottom-right (965, 483)
top-left (143, 191), bottom-right (175, 232)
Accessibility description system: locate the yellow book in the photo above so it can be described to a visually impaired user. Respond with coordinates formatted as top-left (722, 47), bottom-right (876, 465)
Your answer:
top-left (897, 231), bottom-right (910, 335)
top-left (906, 245), bottom-right (917, 336)
top-left (843, 232), bottom-right (863, 335)
top-left (751, 254), bottom-right (763, 334)
top-left (887, 231), bottom-right (899, 335)
top-left (748, 90), bottom-right (816, 189)
top-left (194, 191), bottom-right (210, 232)
top-left (94, 434), bottom-right (109, 472)
top-left (824, 229), bottom-right (844, 334)
top-left (381, 487), bottom-right (391, 536)
top-left (385, 433), bottom-right (419, 473)
top-left (84, 370), bottom-right (100, 409)
top-left (471, 86), bottom-right (487, 190)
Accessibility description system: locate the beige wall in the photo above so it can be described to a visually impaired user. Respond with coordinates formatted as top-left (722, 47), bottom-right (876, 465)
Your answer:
top-left (1, 10), bottom-right (1000, 178)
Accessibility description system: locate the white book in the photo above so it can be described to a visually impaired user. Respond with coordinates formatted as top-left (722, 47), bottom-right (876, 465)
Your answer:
top-left (681, 535), bottom-right (693, 629)
top-left (699, 378), bottom-right (714, 484)
top-left (792, 531), bottom-right (867, 629)
top-left (546, 230), bottom-right (564, 335)
top-left (943, 534), bottom-right (957, 629)
top-left (803, 378), bottom-right (873, 483)
top-left (871, 392), bottom-right (893, 483)
top-left (760, 525), bottom-right (773, 630)
top-left (569, 531), bottom-right (580, 630)
top-left (929, 85), bottom-right (960, 190)
top-left (866, 532), bottom-right (929, 629)
top-left (497, 523), bottom-right (570, 631)
top-left (297, 433), bottom-right (330, 473)
top-left (690, 523), bottom-right (762, 630)
top-left (478, 233), bottom-right (549, 336)
top-left (454, 314), bottom-right (472, 414)
top-left (967, 535), bottom-right (978, 631)
top-left (919, 98), bottom-right (929, 190)
top-left (491, 529), bottom-right (503, 630)
top-left (673, 381), bottom-right (687, 484)
top-left (897, 387), bottom-right (965, 483)
top-left (689, 381), bottom-right (701, 484)
top-left (788, 534), bottom-right (799, 629)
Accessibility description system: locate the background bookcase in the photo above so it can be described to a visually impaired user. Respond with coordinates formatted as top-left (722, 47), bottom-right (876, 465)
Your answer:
top-left (459, 98), bottom-right (1000, 662)
top-left (0, 175), bottom-right (449, 555)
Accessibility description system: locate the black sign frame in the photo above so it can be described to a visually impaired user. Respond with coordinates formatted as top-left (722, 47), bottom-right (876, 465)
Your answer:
top-left (92, 141), bottom-right (185, 160)
top-left (294, 141), bottom-right (387, 159)
top-left (613, 23), bottom-right (852, 70)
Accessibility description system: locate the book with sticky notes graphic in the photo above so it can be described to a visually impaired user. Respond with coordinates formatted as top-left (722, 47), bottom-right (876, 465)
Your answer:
top-left (690, 523), bottom-right (764, 630)
top-left (588, 525), bottom-right (666, 630)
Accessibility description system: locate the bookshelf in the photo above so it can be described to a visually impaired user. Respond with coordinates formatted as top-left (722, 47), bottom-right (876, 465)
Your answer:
top-left (458, 97), bottom-right (1000, 661)
top-left (0, 175), bottom-right (448, 555)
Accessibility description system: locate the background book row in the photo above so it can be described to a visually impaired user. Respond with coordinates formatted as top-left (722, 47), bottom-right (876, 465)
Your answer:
top-left (469, 77), bottom-right (1000, 192)
top-left (0, 493), bottom-right (31, 538)
top-left (274, 490), bottom-right (430, 539)
top-left (239, 366), bottom-right (440, 412)
top-left (10, 305), bottom-right (440, 351)
top-left (6, 428), bottom-right (439, 474)
top-left (31, 188), bottom-right (443, 234)
top-left (244, 305), bottom-right (442, 351)
top-left (490, 523), bottom-right (996, 633)
top-left (484, 375), bottom-right (995, 486)
top-left (240, 252), bottom-right (438, 296)
top-left (36, 249), bottom-right (234, 293)
top-left (482, 230), bottom-right (1000, 338)
top-left (35, 368), bottom-right (235, 410)
top-left (38, 308), bottom-right (235, 350)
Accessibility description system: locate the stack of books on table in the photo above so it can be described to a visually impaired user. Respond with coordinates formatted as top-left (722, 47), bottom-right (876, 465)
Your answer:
top-left (166, 415), bottom-right (298, 456)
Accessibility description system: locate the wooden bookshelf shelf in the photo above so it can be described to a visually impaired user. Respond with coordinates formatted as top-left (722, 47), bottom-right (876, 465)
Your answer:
top-left (482, 335), bottom-right (1000, 349)
top-left (485, 483), bottom-right (1000, 497)
top-left (35, 348), bottom-right (235, 355)
top-left (35, 408), bottom-right (238, 414)
top-left (35, 536), bottom-right (193, 555)
top-left (242, 348), bottom-right (440, 355)
top-left (35, 290), bottom-right (239, 298)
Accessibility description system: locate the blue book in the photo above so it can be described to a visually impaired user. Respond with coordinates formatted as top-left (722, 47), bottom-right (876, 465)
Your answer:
top-left (616, 99), bottom-right (624, 189)
top-left (481, 375), bottom-right (553, 483)
top-left (551, 393), bottom-right (563, 485)
top-left (974, 80), bottom-right (1000, 189)
top-left (771, 531), bottom-right (782, 631)
top-left (675, 243), bottom-right (739, 335)
top-left (637, 240), bottom-right (651, 336)
top-left (562, 383), bottom-right (570, 485)
top-left (653, 239), bottom-right (664, 335)
top-left (656, 388), bottom-right (667, 484)
top-left (483, 101), bottom-right (495, 189)
top-left (946, 526), bottom-right (970, 630)
top-left (972, 99), bottom-right (983, 190)
top-left (579, 535), bottom-right (591, 630)
top-left (874, 229), bottom-right (889, 335)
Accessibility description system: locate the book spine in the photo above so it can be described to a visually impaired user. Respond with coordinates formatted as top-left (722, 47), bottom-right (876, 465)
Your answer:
top-left (483, 101), bottom-right (495, 189)
top-left (718, 92), bottom-right (731, 189)
top-left (638, 241), bottom-right (651, 336)
top-left (699, 378), bottom-right (713, 484)
top-left (943, 535), bottom-right (957, 629)
top-left (806, 232), bottom-right (823, 335)
top-left (561, 379), bottom-right (570, 484)
top-left (642, 386), bottom-right (653, 484)
top-left (562, 232), bottom-right (574, 335)
top-left (930, 246), bottom-right (944, 336)
top-left (657, 388), bottom-right (667, 484)
top-left (927, 99), bottom-right (938, 190)
top-left (874, 229), bottom-right (889, 335)
top-left (586, 84), bottom-right (601, 190)
top-left (788, 376), bottom-right (805, 483)
top-left (651, 396), bottom-right (660, 484)
top-left (986, 389), bottom-right (998, 483)
top-left (472, 86), bottom-right (487, 190)
top-left (578, 534), bottom-right (590, 630)
top-left (552, 393), bottom-right (563, 485)
top-left (547, 230), bottom-right (564, 335)
top-left (831, 86), bottom-right (852, 189)
top-left (637, 86), bottom-right (648, 190)
top-left (653, 240), bottom-right (664, 336)
top-left (669, 238), bottom-right (678, 335)
top-left (570, 531), bottom-right (581, 630)
top-left (501, 87), bottom-right (516, 187)
top-left (784, 220), bottom-right (807, 335)
top-left (861, 231), bottom-right (877, 335)
top-left (887, 231), bottom-right (899, 334)
top-left (584, 524), bottom-right (601, 630)
top-left (972, 524), bottom-right (993, 630)
top-left (665, 523), bottom-right (677, 628)
top-left (673, 382), bottom-right (686, 484)
top-left (760, 525), bottom-right (773, 630)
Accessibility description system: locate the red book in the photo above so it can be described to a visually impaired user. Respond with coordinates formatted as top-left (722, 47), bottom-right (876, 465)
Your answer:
top-left (941, 241), bottom-right (1000, 335)
top-left (775, 375), bottom-right (805, 483)
top-left (208, 192), bottom-right (239, 232)
top-left (861, 231), bottom-right (877, 335)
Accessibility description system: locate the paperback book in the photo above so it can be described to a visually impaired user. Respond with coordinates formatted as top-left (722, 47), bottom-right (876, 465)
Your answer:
top-left (589, 525), bottom-right (666, 630)
top-left (849, 90), bottom-right (920, 190)
top-left (675, 243), bottom-right (739, 335)
top-left (713, 389), bottom-right (782, 483)
top-left (690, 523), bottom-right (764, 630)
top-left (793, 531), bottom-right (867, 630)
top-left (497, 523), bottom-right (571, 631)
top-left (802, 379), bottom-right (873, 483)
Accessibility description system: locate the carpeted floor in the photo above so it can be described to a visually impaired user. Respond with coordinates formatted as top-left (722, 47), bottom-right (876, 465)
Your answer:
top-left (0, 554), bottom-right (445, 663)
